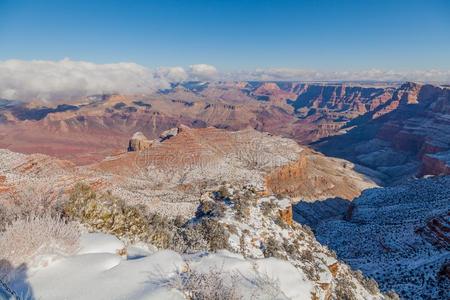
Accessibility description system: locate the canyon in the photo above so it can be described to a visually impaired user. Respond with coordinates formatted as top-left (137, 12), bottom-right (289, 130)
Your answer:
top-left (1, 80), bottom-right (449, 299)
top-left (1, 81), bottom-right (448, 183)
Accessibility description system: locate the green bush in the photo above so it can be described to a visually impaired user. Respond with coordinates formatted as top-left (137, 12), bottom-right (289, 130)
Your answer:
top-left (64, 183), bottom-right (149, 241)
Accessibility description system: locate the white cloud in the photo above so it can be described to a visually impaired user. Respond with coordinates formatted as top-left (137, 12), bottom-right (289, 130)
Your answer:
top-left (0, 59), bottom-right (172, 102)
top-left (188, 64), bottom-right (218, 80)
top-left (155, 66), bottom-right (188, 82)
top-left (228, 68), bottom-right (450, 83)
top-left (0, 59), bottom-right (449, 102)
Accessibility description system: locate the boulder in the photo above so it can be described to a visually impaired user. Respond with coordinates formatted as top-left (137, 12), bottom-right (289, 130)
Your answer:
top-left (128, 132), bottom-right (152, 152)
top-left (159, 127), bottom-right (180, 142)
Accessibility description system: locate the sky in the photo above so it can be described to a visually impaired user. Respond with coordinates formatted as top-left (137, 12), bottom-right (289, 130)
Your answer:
top-left (0, 0), bottom-right (449, 101)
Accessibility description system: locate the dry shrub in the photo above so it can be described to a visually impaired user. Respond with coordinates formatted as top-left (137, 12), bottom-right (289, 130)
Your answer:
top-left (248, 264), bottom-right (285, 299)
top-left (233, 196), bottom-right (252, 221)
top-left (261, 200), bottom-right (277, 217)
top-left (6, 184), bottom-right (63, 219)
top-left (384, 290), bottom-right (401, 300)
top-left (199, 219), bottom-right (230, 251)
top-left (335, 277), bottom-right (357, 300)
top-left (197, 199), bottom-right (226, 218)
top-left (235, 139), bottom-right (275, 170)
top-left (0, 204), bottom-right (11, 232)
top-left (0, 214), bottom-right (80, 280)
top-left (168, 265), bottom-right (242, 300)
top-left (263, 236), bottom-right (284, 259)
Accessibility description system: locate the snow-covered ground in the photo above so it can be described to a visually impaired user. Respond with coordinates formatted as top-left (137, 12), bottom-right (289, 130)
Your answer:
top-left (314, 176), bottom-right (450, 299)
top-left (7, 233), bottom-right (314, 300)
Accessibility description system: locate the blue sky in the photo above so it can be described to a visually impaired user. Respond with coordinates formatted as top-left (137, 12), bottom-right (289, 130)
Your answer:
top-left (0, 0), bottom-right (449, 71)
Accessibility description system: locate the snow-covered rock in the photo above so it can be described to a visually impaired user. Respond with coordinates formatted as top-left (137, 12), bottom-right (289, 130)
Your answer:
top-left (314, 176), bottom-right (450, 299)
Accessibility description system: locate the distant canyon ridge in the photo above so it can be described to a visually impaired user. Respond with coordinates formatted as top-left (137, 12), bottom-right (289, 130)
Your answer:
top-left (0, 81), bottom-right (449, 184)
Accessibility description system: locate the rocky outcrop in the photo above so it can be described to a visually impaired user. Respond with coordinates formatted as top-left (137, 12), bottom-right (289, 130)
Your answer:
top-left (264, 149), bottom-right (376, 201)
top-left (128, 132), bottom-right (152, 152)
top-left (158, 127), bottom-right (180, 142)
top-left (416, 211), bottom-right (450, 250)
top-left (419, 151), bottom-right (450, 176)
top-left (276, 199), bottom-right (293, 226)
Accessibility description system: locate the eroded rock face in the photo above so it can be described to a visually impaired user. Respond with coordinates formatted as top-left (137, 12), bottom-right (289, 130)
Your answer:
top-left (264, 149), bottom-right (376, 201)
top-left (128, 132), bottom-right (152, 152)
top-left (276, 199), bottom-right (293, 226)
top-left (317, 83), bottom-right (450, 183)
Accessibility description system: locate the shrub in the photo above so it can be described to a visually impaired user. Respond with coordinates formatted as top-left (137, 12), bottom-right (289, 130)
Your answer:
top-left (249, 264), bottom-right (285, 299)
top-left (199, 219), bottom-right (230, 251)
top-left (217, 186), bottom-right (231, 199)
top-left (274, 215), bottom-right (289, 229)
top-left (64, 183), bottom-right (149, 241)
top-left (239, 233), bottom-right (247, 257)
top-left (0, 214), bottom-right (80, 280)
top-left (362, 277), bottom-right (380, 295)
top-left (146, 212), bottom-right (179, 249)
top-left (6, 184), bottom-right (63, 219)
top-left (299, 249), bottom-right (314, 263)
top-left (282, 239), bottom-right (298, 257)
top-left (168, 265), bottom-right (242, 300)
top-left (0, 184), bottom-right (65, 236)
top-left (177, 225), bottom-right (208, 253)
top-left (197, 199), bottom-right (226, 218)
top-left (66, 184), bottom-right (230, 253)
top-left (0, 204), bottom-right (12, 232)
top-left (384, 290), bottom-right (401, 300)
top-left (263, 237), bottom-right (283, 259)
top-left (335, 277), bottom-right (357, 300)
top-left (352, 269), bottom-right (380, 295)
top-left (233, 197), bottom-right (251, 221)
top-left (261, 200), bottom-right (277, 217)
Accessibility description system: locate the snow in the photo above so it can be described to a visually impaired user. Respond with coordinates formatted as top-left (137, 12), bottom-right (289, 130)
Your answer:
top-left (10, 233), bottom-right (317, 300)
top-left (78, 233), bottom-right (125, 255)
top-left (314, 176), bottom-right (450, 299)
top-left (255, 258), bottom-right (313, 299)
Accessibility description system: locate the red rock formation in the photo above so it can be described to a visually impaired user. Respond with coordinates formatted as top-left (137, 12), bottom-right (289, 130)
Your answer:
top-left (317, 83), bottom-right (450, 182)
top-left (276, 201), bottom-right (293, 226)
top-left (3, 80), bottom-right (446, 175)
top-left (264, 149), bottom-right (374, 201)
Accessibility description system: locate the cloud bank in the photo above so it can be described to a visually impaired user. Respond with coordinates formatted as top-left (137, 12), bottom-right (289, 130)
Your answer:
top-left (0, 59), bottom-right (170, 102)
top-left (1, 59), bottom-right (449, 102)
top-left (229, 68), bottom-right (450, 82)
